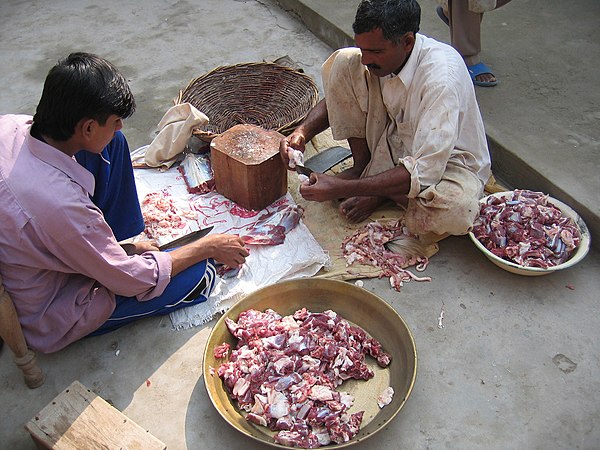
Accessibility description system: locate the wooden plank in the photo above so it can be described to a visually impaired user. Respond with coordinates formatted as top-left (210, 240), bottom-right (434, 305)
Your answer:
top-left (25, 381), bottom-right (166, 450)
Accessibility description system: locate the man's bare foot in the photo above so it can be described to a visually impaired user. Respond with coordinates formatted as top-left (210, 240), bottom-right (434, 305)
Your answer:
top-left (339, 196), bottom-right (386, 223)
top-left (475, 72), bottom-right (497, 84)
top-left (467, 62), bottom-right (498, 87)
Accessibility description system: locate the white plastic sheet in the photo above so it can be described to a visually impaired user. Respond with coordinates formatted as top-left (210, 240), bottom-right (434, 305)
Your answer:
top-left (133, 149), bottom-right (330, 329)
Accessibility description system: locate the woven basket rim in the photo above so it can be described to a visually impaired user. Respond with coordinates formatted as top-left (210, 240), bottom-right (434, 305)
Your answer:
top-left (175, 62), bottom-right (320, 140)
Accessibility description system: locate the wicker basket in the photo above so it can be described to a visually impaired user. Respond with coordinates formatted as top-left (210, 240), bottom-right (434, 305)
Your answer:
top-left (175, 62), bottom-right (319, 141)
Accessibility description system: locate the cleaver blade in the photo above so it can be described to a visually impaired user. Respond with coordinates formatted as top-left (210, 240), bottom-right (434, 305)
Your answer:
top-left (304, 146), bottom-right (352, 173)
top-left (158, 226), bottom-right (214, 251)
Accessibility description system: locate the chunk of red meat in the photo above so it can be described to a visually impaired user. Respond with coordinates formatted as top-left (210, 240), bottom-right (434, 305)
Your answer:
top-left (213, 342), bottom-right (230, 358)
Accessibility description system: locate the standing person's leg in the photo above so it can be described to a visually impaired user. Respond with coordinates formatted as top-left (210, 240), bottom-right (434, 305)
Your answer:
top-left (75, 131), bottom-right (145, 242)
top-left (444, 1), bottom-right (500, 86)
top-left (449, 0), bottom-right (514, 66)
top-left (89, 258), bottom-right (218, 335)
top-left (448, 0), bottom-right (483, 67)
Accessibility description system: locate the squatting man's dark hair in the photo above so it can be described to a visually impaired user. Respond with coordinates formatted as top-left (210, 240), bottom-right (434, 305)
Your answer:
top-left (353, 0), bottom-right (421, 44)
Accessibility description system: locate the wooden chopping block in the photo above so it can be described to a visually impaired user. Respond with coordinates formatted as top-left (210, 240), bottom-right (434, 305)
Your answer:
top-left (25, 380), bottom-right (166, 449)
top-left (210, 124), bottom-right (287, 211)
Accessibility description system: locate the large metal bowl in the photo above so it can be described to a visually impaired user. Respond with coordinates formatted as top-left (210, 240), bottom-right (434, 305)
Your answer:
top-left (203, 278), bottom-right (417, 448)
top-left (468, 191), bottom-right (591, 276)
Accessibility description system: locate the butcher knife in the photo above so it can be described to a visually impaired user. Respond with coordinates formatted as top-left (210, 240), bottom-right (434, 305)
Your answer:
top-left (158, 226), bottom-right (214, 251)
top-left (304, 146), bottom-right (352, 173)
top-left (295, 164), bottom-right (314, 177)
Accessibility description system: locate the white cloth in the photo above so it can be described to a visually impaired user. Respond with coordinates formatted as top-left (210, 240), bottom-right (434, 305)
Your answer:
top-left (322, 34), bottom-right (491, 200)
top-left (144, 103), bottom-right (209, 169)
top-left (132, 160), bottom-right (330, 329)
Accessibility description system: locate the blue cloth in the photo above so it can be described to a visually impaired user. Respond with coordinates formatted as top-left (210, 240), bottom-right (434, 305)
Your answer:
top-left (76, 132), bottom-right (215, 336)
top-left (75, 131), bottom-right (144, 242)
top-left (90, 259), bottom-right (217, 335)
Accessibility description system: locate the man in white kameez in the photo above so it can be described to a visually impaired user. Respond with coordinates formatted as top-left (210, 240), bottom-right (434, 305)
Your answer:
top-left (280, 0), bottom-right (491, 244)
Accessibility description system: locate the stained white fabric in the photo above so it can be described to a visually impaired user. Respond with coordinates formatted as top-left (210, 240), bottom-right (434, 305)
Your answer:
top-left (322, 34), bottom-right (491, 200)
top-left (144, 103), bottom-right (209, 169)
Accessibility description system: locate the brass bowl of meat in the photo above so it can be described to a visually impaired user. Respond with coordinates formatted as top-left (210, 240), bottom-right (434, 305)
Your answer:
top-left (469, 190), bottom-right (591, 276)
top-left (203, 278), bottom-right (417, 448)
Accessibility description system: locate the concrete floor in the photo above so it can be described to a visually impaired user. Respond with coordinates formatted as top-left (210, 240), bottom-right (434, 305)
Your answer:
top-left (1, 1), bottom-right (599, 449)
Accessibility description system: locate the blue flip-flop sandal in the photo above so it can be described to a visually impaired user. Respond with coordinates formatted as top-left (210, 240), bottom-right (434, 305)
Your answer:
top-left (467, 62), bottom-right (499, 87)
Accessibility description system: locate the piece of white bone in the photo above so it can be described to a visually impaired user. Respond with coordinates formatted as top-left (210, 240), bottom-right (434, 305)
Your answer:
top-left (377, 386), bottom-right (394, 408)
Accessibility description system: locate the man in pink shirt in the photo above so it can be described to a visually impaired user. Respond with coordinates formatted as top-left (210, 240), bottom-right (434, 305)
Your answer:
top-left (0, 53), bottom-right (249, 353)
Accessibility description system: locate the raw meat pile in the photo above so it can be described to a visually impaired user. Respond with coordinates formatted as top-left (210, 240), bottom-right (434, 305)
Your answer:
top-left (240, 204), bottom-right (304, 245)
top-left (141, 191), bottom-right (196, 240)
top-left (471, 189), bottom-right (581, 268)
top-left (341, 220), bottom-right (431, 291)
top-left (214, 308), bottom-right (392, 448)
